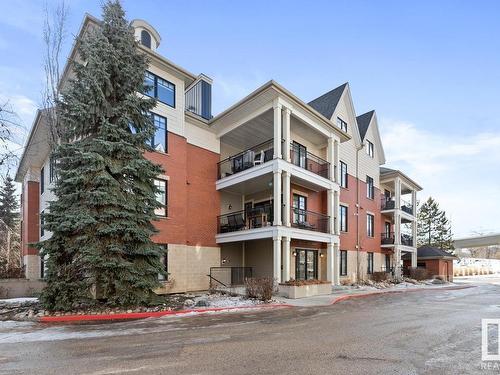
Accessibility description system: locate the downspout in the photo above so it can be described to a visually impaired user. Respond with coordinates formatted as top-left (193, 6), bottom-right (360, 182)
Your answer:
top-left (356, 146), bottom-right (361, 283)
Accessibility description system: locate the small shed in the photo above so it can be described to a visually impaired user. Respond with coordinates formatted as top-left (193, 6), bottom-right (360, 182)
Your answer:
top-left (404, 245), bottom-right (457, 281)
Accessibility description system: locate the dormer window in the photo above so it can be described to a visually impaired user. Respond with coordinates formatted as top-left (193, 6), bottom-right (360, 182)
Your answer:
top-left (141, 30), bottom-right (151, 48)
top-left (336, 117), bottom-right (347, 132)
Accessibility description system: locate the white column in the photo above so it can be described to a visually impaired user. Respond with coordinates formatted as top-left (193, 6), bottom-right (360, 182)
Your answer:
top-left (273, 101), bottom-right (282, 160)
top-left (395, 177), bottom-right (402, 210)
top-left (412, 219), bottom-right (417, 247)
top-left (282, 107), bottom-right (291, 162)
top-left (327, 189), bottom-right (335, 234)
top-left (273, 170), bottom-right (282, 226)
top-left (394, 247), bottom-right (402, 281)
top-left (273, 236), bottom-right (282, 283)
top-left (282, 171), bottom-right (290, 226)
top-left (411, 250), bottom-right (417, 268)
top-left (326, 242), bottom-right (335, 284)
top-left (411, 190), bottom-right (417, 216)
top-left (334, 190), bottom-right (340, 235)
top-left (333, 242), bottom-right (340, 285)
top-left (394, 212), bottom-right (401, 245)
top-left (327, 137), bottom-right (335, 182)
top-left (282, 236), bottom-right (291, 282)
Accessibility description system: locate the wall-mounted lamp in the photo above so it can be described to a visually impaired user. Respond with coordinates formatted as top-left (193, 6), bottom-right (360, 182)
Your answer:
top-left (222, 258), bottom-right (227, 264)
top-left (320, 253), bottom-right (324, 258)
top-left (292, 251), bottom-right (297, 257)
top-left (228, 204), bottom-right (232, 210)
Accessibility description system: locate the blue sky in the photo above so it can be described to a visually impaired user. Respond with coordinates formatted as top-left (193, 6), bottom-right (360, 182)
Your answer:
top-left (1, 0), bottom-right (499, 236)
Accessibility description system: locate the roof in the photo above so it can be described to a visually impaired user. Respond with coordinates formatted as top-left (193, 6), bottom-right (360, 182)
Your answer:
top-left (356, 110), bottom-right (375, 141)
top-left (418, 245), bottom-right (457, 259)
top-left (307, 83), bottom-right (348, 120)
top-left (380, 167), bottom-right (423, 191)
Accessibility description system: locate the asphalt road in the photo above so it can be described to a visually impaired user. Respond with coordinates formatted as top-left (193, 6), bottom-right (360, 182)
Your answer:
top-left (1, 281), bottom-right (499, 375)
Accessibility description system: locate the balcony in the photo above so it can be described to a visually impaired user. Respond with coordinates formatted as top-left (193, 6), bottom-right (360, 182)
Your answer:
top-left (217, 205), bottom-right (273, 234)
top-left (217, 139), bottom-right (274, 180)
top-left (291, 207), bottom-right (330, 233)
top-left (381, 197), bottom-right (396, 211)
top-left (401, 234), bottom-right (414, 247)
top-left (381, 232), bottom-right (395, 245)
top-left (289, 143), bottom-right (330, 179)
top-left (401, 200), bottom-right (414, 215)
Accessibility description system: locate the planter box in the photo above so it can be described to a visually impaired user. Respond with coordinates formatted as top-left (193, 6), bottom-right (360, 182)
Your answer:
top-left (278, 283), bottom-right (332, 299)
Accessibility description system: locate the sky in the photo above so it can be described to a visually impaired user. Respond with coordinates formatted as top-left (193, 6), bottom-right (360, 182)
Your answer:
top-left (0, 0), bottom-right (499, 237)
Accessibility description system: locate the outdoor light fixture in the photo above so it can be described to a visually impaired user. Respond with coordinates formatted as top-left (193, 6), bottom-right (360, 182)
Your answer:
top-left (222, 258), bottom-right (227, 264)
top-left (292, 251), bottom-right (297, 257)
top-left (320, 253), bottom-right (324, 258)
top-left (228, 204), bottom-right (232, 210)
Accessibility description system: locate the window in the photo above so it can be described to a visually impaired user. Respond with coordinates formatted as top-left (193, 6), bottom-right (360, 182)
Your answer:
top-left (295, 249), bottom-right (318, 280)
top-left (158, 244), bottom-right (168, 281)
top-left (340, 205), bottom-right (348, 232)
top-left (40, 210), bottom-right (45, 237)
top-left (150, 113), bottom-right (167, 153)
top-left (366, 140), bottom-right (374, 158)
top-left (385, 254), bottom-right (391, 272)
top-left (49, 156), bottom-right (56, 183)
top-left (292, 194), bottom-right (307, 224)
top-left (367, 214), bottom-right (374, 237)
top-left (367, 252), bottom-right (374, 274)
top-left (40, 167), bottom-right (45, 195)
top-left (144, 71), bottom-right (175, 107)
top-left (340, 250), bottom-right (347, 276)
top-left (140, 30), bottom-right (151, 48)
top-left (340, 161), bottom-right (348, 188)
top-left (366, 176), bottom-right (374, 199)
top-left (40, 256), bottom-right (45, 279)
top-left (154, 179), bottom-right (168, 217)
top-left (291, 141), bottom-right (307, 168)
top-left (336, 117), bottom-right (347, 132)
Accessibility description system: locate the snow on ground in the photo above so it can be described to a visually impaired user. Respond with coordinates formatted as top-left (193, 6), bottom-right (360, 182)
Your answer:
top-left (191, 293), bottom-right (263, 308)
top-left (0, 298), bottom-right (39, 304)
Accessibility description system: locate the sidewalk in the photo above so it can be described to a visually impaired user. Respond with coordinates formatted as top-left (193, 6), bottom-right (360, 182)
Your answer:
top-left (274, 283), bottom-right (475, 307)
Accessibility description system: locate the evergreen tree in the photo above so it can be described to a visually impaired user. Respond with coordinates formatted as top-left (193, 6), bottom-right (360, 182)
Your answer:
top-left (0, 176), bottom-right (19, 228)
top-left (417, 197), bottom-right (453, 251)
top-left (40, 0), bottom-right (165, 310)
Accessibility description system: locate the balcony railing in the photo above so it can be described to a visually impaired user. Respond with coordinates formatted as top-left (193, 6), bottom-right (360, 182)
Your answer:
top-left (290, 144), bottom-right (330, 179)
top-left (381, 197), bottom-right (396, 211)
top-left (401, 234), bottom-right (414, 246)
top-left (381, 232), bottom-right (395, 245)
top-left (401, 200), bottom-right (414, 215)
top-left (217, 139), bottom-right (274, 180)
top-left (291, 207), bottom-right (330, 233)
top-left (217, 205), bottom-right (273, 234)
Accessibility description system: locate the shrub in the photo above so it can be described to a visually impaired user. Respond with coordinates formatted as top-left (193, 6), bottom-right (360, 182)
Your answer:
top-left (245, 277), bottom-right (275, 301)
top-left (371, 272), bottom-right (388, 282)
top-left (340, 278), bottom-right (353, 286)
top-left (409, 267), bottom-right (430, 281)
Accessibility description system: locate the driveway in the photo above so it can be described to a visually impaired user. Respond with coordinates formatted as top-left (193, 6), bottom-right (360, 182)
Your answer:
top-left (0, 282), bottom-right (498, 374)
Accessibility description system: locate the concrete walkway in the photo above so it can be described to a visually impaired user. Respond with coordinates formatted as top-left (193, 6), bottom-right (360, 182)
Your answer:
top-left (273, 283), bottom-right (472, 307)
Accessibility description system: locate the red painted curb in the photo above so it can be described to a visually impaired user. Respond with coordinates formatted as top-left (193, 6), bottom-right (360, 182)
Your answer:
top-left (329, 285), bottom-right (475, 305)
top-left (39, 303), bottom-right (293, 323)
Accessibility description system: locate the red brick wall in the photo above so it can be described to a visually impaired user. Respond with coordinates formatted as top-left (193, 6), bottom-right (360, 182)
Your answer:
top-left (22, 181), bottom-right (40, 256)
top-left (147, 132), bottom-right (219, 247)
top-left (339, 174), bottom-right (383, 254)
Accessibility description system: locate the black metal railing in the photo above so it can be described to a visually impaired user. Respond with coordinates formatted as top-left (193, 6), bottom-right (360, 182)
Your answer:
top-left (401, 234), bottom-right (414, 246)
top-left (217, 139), bottom-right (274, 179)
top-left (381, 197), bottom-right (396, 210)
top-left (381, 232), bottom-right (395, 245)
top-left (401, 200), bottom-right (414, 215)
top-left (217, 205), bottom-right (273, 234)
top-left (290, 144), bottom-right (330, 179)
top-left (290, 207), bottom-right (330, 233)
top-left (209, 267), bottom-right (253, 288)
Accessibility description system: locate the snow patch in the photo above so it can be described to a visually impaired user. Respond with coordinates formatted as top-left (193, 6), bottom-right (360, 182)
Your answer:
top-left (0, 298), bottom-right (39, 304)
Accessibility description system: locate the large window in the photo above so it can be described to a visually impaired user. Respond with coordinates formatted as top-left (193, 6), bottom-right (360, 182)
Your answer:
top-left (154, 179), bottom-right (168, 217)
top-left (150, 113), bottom-right (168, 153)
top-left (291, 141), bottom-right (307, 169)
top-left (40, 167), bottom-right (45, 195)
top-left (295, 249), bottom-right (318, 280)
top-left (367, 252), bottom-right (374, 274)
top-left (367, 214), bottom-right (374, 237)
top-left (144, 71), bottom-right (175, 107)
top-left (340, 250), bottom-right (347, 276)
top-left (366, 176), bottom-right (374, 199)
top-left (336, 117), bottom-right (347, 132)
top-left (340, 205), bottom-right (348, 232)
top-left (40, 210), bottom-right (45, 237)
top-left (340, 161), bottom-right (348, 188)
top-left (141, 30), bottom-right (151, 48)
top-left (292, 194), bottom-right (307, 224)
top-left (158, 244), bottom-right (168, 281)
top-left (385, 254), bottom-right (391, 272)
top-left (366, 140), bottom-right (374, 158)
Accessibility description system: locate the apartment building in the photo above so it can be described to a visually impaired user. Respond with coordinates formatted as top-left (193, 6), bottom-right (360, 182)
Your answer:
top-left (15, 14), bottom-right (421, 293)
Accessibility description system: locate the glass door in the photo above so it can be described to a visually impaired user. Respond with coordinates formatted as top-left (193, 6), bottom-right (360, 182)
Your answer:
top-left (295, 249), bottom-right (318, 280)
top-left (292, 194), bottom-right (307, 225)
top-left (292, 141), bottom-right (307, 169)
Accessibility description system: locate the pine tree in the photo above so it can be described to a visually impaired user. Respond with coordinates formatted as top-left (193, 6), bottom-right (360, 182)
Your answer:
top-left (417, 197), bottom-right (453, 251)
top-left (40, 0), bottom-right (165, 311)
top-left (0, 176), bottom-right (19, 228)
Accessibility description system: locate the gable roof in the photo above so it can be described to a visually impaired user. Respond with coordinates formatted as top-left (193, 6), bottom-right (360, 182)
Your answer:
top-left (308, 83), bottom-right (348, 120)
top-left (417, 245), bottom-right (457, 259)
top-left (356, 110), bottom-right (375, 141)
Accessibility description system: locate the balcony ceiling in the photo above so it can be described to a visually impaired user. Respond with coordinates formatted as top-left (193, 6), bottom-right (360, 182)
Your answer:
top-left (221, 109), bottom-right (273, 150)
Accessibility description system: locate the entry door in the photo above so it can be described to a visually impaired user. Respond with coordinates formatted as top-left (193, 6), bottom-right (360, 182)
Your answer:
top-left (292, 194), bottom-right (307, 224)
top-left (295, 249), bottom-right (318, 280)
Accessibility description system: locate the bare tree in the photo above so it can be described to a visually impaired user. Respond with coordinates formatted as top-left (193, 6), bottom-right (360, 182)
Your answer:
top-left (42, 0), bottom-right (69, 147)
top-left (0, 101), bottom-right (20, 169)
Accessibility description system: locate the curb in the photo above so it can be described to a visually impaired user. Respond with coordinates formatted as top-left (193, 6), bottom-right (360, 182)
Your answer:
top-left (329, 284), bottom-right (475, 305)
top-left (39, 303), bottom-right (293, 323)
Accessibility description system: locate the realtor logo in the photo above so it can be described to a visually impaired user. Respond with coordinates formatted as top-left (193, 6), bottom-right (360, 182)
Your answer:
top-left (482, 319), bottom-right (500, 361)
